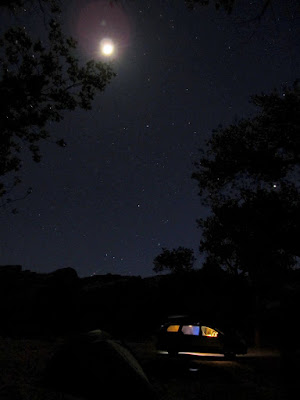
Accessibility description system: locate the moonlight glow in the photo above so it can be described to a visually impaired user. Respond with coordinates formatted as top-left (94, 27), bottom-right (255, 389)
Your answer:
top-left (100, 39), bottom-right (114, 56)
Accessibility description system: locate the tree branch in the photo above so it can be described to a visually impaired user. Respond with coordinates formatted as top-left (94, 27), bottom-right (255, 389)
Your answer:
top-left (243, 0), bottom-right (272, 24)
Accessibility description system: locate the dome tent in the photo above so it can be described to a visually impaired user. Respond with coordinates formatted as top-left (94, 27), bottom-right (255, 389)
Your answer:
top-left (45, 329), bottom-right (156, 399)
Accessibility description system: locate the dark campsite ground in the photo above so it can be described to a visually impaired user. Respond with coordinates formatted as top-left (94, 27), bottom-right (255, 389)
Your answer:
top-left (1, 266), bottom-right (299, 399)
top-left (0, 336), bottom-right (294, 400)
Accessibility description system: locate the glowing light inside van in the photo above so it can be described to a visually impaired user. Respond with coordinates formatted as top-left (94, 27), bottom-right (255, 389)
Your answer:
top-left (201, 326), bottom-right (218, 337)
top-left (167, 325), bottom-right (180, 332)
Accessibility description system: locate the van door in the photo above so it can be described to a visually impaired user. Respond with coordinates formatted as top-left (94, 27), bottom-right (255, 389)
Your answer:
top-left (199, 326), bottom-right (223, 353)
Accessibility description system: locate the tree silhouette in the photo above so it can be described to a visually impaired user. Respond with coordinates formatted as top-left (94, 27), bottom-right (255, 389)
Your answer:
top-left (192, 83), bottom-right (300, 345)
top-left (0, 0), bottom-right (60, 12)
top-left (185, 0), bottom-right (235, 13)
top-left (185, 0), bottom-right (283, 19)
top-left (153, 246), bottom-right (196, 274)
top-left (192, 83), bottom-right (300, 283)
top-left (0, 1), bottom-right (115, 204)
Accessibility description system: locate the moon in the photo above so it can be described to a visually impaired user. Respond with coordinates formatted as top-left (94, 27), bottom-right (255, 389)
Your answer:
top-left (100, 38), bottom-right (115, 57)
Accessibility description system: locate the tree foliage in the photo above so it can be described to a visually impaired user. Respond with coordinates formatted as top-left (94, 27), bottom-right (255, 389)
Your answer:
top-left (192, 84), bottom-right (300, 281)
top-left (0, 0), bottom-right (116, 203)
top-left (153, 246), bottom-right (196, 274)
top-left (185, 0), bottom-right (235, 13)
top-left (185, 0), bottom-right (300, 24)
top-left (0, 0), bottom-right (60, 13)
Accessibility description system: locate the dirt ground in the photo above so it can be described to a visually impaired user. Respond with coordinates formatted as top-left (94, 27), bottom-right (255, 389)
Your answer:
top-left (0, 336), bottom-right (293, 400)
top-left (128, 340), bottom-right (288, 400)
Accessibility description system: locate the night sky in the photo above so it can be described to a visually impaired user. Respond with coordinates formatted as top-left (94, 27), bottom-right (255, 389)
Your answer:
top-left (1, 0), bottom-right (299, 277)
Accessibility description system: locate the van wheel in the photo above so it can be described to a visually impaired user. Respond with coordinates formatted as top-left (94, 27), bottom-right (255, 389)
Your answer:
top-left (224, 352), bottom-right (236, 360)
top-left (168, 349), bottom-right (178, 356)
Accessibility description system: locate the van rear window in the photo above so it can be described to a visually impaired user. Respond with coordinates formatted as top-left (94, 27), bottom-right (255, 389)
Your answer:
top-left (167, 325), bottom-right (180, 332)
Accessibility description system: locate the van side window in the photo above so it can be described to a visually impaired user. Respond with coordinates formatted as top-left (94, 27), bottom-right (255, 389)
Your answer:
top-left (201, 326), bottom-right (218, 337)
top-left (181, 325), bottom-right (200, 335)
top-left (167, 325), bottom-right (180, 332)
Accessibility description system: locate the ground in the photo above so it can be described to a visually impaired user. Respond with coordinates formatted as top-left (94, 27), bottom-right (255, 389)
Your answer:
top-left (129, 340), bottom-right (285, 400)
top-left (0, 336), bottom-right (290, 400)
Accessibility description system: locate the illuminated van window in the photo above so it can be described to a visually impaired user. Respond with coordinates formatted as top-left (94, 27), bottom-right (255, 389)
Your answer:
top-left (201, 326), bottom-right (218, 337)
top-left (167, 325), bottom-right (180, 332)
top-left (181, 325), bottom-right (200, 336)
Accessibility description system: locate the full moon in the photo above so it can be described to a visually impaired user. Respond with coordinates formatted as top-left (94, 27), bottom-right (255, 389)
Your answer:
top-left (100, 39), bottom-right (114, 56)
